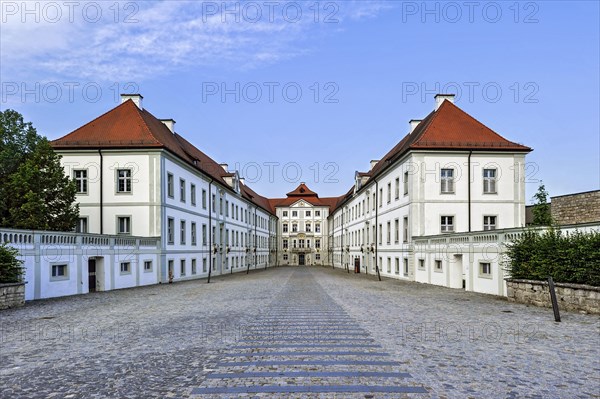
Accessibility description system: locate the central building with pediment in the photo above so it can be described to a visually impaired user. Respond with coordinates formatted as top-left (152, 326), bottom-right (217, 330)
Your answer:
top-left (268, 184), bottom-right (340, 266)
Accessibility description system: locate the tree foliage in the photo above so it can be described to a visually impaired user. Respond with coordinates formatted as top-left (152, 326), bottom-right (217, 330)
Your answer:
top-left (0, 109), bottom-right (79, 231)
top-left (531, 182), bottom-right (553, 226)
top-left (0, 243), bottom-right (24, 283)
top-left (505, 228), bottom-right (600, 286)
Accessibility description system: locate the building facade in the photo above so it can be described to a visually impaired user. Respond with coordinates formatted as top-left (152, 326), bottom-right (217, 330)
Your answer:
top-left (51, 94), bottom-right (278, 287)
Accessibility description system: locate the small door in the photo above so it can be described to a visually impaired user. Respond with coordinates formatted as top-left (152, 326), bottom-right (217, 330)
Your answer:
top-left (88, 259), bottom-right (97, 292)
top-left (298, 254), bottom-right (305, 266)
top-left (354, 258), bottom-right (360, 273)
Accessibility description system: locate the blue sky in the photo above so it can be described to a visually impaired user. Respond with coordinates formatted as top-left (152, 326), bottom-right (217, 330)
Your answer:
top-left (1, 1), bottom-right (598, 202)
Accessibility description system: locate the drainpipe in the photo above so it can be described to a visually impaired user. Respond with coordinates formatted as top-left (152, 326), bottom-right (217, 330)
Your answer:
top-left (98, 149), bottom-right (103, 234)
top-left (207, 179), bottom-right (214, 283)
top-left (374, 180), bottom-right (381, 281)
top-left (468, 151), bottom-right (472, 233)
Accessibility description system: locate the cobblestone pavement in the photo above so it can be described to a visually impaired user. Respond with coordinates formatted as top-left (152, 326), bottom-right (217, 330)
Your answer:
top-left (1, 266), bottom-right (599, 398)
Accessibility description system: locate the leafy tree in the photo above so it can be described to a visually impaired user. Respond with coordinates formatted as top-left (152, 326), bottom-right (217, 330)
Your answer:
top-left (0, 110), bottom-right (79, 231)
top-left (531, 182), bottom-right (553, 226)
top-left (0, 243), bottom-right (24, 283)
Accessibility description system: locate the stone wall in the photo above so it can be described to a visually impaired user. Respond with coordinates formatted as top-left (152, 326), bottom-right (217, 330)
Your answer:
top-left (551, 190), bottom-right (600, 225)
top-left (0, 283), bottom-right (25, 310)
top-left (506, 279), bottom-right (600, 315)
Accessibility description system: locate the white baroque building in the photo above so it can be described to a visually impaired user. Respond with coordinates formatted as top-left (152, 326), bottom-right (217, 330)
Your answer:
top-left (328, 94), bottom-right (531, 292)
top-left (31, 92), bottom-right (535, 299)
top-left (51, 94), bottom-right (278, 287)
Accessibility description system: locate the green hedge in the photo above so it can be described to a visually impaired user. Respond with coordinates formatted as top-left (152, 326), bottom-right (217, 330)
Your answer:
top-left (505, 228), bottom-right (600, 286)
top-left (0, 243), bottom-right (24, 284)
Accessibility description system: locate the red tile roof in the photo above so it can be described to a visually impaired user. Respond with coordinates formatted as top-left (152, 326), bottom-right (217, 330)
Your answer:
top-left (333, 99), bottom-right (532, 212)
top-left (51, 100), bottom-right (275, 216)
top-left (268, 183), bottom-right (342, 213)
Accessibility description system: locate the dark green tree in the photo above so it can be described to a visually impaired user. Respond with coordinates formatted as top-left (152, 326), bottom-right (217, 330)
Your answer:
top-left (531, 182), bottom-right (553, 226)
top-left (0, 110), bottom-right (79, 231)
top-left (0, 243), bottom-right (24, 283)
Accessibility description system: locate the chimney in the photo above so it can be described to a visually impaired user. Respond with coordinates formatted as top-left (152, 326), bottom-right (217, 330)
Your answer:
top-left (409, 119), bottom-right (422, 134)
top-left (160, 119), bottom-right (176, 133)
top-left (370, 160), bottom-right (379, 171)
top-left (120, 93), bottom-right (143, 109)
top-left (434, 94), bottom-right (454, 111)
top-left (220, 163), bottom-right (228, 172)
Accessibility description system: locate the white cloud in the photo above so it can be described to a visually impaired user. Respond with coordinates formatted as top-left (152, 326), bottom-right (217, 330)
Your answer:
top-left (0, 1), bottom-right (389, 84)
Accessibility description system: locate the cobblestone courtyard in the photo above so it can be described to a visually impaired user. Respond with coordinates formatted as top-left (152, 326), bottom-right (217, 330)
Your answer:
top-left (1, 266), bottom-right (599, 398)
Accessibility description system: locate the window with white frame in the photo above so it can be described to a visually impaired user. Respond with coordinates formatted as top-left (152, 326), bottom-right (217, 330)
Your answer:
top-left (167, 173), bottom-right (174, 197)
top-left (120, 262), bottom-right (131, 274)
top-left (180, 259), bottom-right (186, 276)
top-left (283, 254), bottom-right (288, 261)
top-left (292, 210), bottom-right (298, 217)
top-left (117, 216), bottom-right (131, 235)
top-left (480, 262), bottom-right (492, 276)
top-left (395, 178), bottom-right (400, 199)
top-left (403, 171), bottom-right (409, 195)
top-left (418, 259), bottom-right (425, 270)
top-left (483, 169), bottom-right (497, 194)
top-left (440, 168), bottom-right (454, 193)
top-left (434, 260), bottom-right (442, 272)
top-left (395, 258), bottom-right (400, 274)
top-left (316, 254), bottom-right (321, 260)
top-left (192, 259), bottom-right (197, 275)
top-left (180, 220), bottom-right (186, 244)
top-left (180, 179), bottom-right (186, 202)
top-left (292, 224), bottom-right (298, 232)
top-left (387, 257), bottom-right (391, 273)
top-left (167, 218), bottom-right (174, 244)
top-left (116, 169), bottom-right (132, 193)
top-left (483, 216), bottom-right (497, 231)
top-left (306, 223), bottom-right (311, 232)
top-left (315, 210), bottom-right (321, 217)
top-left (306, 210), bottom-right (311, 217)
top-left (403, 217), bottom-right (409, 243)
top-left (75, 217), bottom-right (88, 233)
top-left (387, 183), bottom-right (392, 203)
top-left (283, 239), bottom-right (288, 249)
top-left (283, 210), bottom-right (288, 217)
top-left (202, 224), bottom-right (207, 245)
top-left (315, 224), bottom-right (321, 233)
top-left (386, 221), bottom-right (391, 244)
top-left (202, 189), bottom-right (207, 209)
top-left (441, 216), bottom-right (454, 233)
top-left (394, 219), bottom-right (399, 243)
top-left (73, 169), bottom-right (88, 194)
top-left (202, 258), bottom-right (207, 273)
top-left (315, 239), bottom-right (321, 248)
top-left (191, 222), bottom-right (197, 245)
top-left (283, 223), bottom-right (288, 233)
top-left (191, 184), bottom-right (196, 205)
top-left (404, 258), bottom-right (409, 276)
top-left (51, 264), bottom-right (68, 280)
top-left (144, 260), bottom-right (152, 272)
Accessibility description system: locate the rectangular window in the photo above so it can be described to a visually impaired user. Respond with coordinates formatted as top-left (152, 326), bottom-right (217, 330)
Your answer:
top-left (387, 183), bottom-right (391, 203)
top-left (403, 171), bottom-right (409, 195)
top-left (394, 219), bottom-right (399, 243)
top-left (306, 223), bottom-right (311, 232)
top-left (395, 178), bottom-right (400, 199)
top-left (283, 254), bottom-right (288, 261)
top-left (435, 260), bottom-right (442, 272)
top-left (282, 211), bottom-right (288, 217)
top-left (386, 221), bottom-right (391, 244)
top-left (202, 189), bottom-right (207, 209)
top-left (167, 218), bottom-right (174, 244)
top-left (292, 224), bottom-right (298, 232)
top-left (378, 224), bottom-right (382, 245)
top-left (212, 194), bottom-right (216, 212)
top-left (191, 222), bottom-right (197, 245)
top-left (180, 220), bottom-right (186, 244)
top-left (75, 217), bottom-right (88, 233)
top-left (202, 258), bottom-right (207, 273)
top-left (117, 216), bottom-right (131, 235)
top-left (73, 170), bottom-right (88, 194)
top-left (480, 262), bottom-right (492, 276)
top-left (315, 254), bottom-right (321, 260)
top-left (283, 223), bottom-right (288, 233)
top-left (404, 258), bottom-right (409, 276)
top-left (292, 211), bottom-right (298, 217)
top-left (144, 260), bottom-right (152, 272)
top-left (484, 216), bottom-right (497, 231)
top-left (225, 201), bottom-right (229, 217)
top-left (120, 262), bottom-right (130, 274)
top-left (418, 259), bottom-right (425, 270)
top-left (191, 184), bottom-right (196, 206)
top-left (387, 257), bottom-right (391, 273)
top-left (180, 179), bottom-right (186, 202)
top-left (306, 210), bottom-right (311, 217)
top-left (315, 239), bottom-right (321, 248)
top-left (202, 224), bottom-right (207, 245)
top-left (441, 168), bottom-right (454, 193)
top-left (315, 224), bottom-right (321, 233)
top-left (180, 259), bottom-right (186, 276)
top-left (441, 216), bottom-right (454, 233)
top-left (51, 264), bottom-right (68, 280)
top-left (283, 239), bottom-right (288, 249)
top-left (116, 169), bottom-right (132, 193)
top-left (315, 210), bottom-right (321, 217)
top-left (167, 173), bottom-right (174, 198)
top-left (483, 169), bottom-right (497, 194)
top-left (192, 259), bottom-right (197, 275)
top-left (403, 217), bottom-right (409, 243)
top-left (395, 258), bottom-right (400, 274)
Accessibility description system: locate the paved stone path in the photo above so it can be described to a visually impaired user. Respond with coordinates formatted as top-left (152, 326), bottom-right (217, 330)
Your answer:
top-left (191, 268), bottom-right (427, 396)
top-left (1, 266), bottom-right (599, 398)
